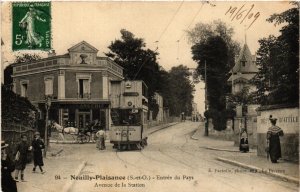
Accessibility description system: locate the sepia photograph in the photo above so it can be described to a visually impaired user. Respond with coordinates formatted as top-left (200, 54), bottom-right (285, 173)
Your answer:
top-left (1, 1), bottom-right (299, 192)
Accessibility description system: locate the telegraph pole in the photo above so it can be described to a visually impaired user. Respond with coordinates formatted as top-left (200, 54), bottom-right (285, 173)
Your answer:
top-left (204, 60), bottom-right (209, 136)
top-left (44, 95), bottom-right (51, 157)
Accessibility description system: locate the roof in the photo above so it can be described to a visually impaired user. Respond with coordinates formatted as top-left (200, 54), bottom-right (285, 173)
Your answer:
top-left (227, 73), bottom-right (256, 82)
top-left (232, 43), bottom-right (258, 73)
top-left (11, 54), bottom-right (69, 67)
top-left (68, 41), bottom-right (98, 53)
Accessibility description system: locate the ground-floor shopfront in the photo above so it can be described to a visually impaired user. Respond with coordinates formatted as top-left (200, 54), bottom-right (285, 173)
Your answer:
top-left (38, 101), bottom-right (110, 130)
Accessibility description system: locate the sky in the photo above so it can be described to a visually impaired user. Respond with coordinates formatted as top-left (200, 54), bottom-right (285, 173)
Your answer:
top-left (1, 1), bottom-right (293, 114)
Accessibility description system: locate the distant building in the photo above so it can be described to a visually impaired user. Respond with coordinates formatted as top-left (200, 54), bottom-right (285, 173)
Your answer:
top-left (11, 41), bottom-right (124, 130)
top-left (191, 102), bottom-right (198, 121)
top-left (227, 42), bottom-right (258, 94)
top-left (153, 92), bottom-right (163, 122)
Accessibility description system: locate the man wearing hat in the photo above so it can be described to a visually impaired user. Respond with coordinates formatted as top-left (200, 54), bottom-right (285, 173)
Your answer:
top-left (32, 131), bottom-right (45, 173)
top-left (2, 141), bottom-right (18, 192)
top-left (267, 115), bottom-right (284, 163)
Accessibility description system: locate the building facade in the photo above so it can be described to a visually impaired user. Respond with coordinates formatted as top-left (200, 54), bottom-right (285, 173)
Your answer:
top-left (12, 41), bottom-right (124, 130)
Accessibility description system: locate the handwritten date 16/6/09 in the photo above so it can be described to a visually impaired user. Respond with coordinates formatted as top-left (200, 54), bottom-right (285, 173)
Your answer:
top-left (225, 4), bottom-right (260, 29)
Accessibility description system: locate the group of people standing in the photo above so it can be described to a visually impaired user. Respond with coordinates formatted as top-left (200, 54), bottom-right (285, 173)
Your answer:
top-left (1, 131), bottom-right (45, 192)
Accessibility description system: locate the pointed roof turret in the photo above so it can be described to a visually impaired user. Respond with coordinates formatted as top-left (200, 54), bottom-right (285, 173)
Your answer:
top-left (232, 43), bottom-right (258, 73)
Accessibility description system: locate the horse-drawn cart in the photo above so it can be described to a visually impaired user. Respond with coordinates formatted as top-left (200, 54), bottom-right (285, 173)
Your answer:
top-left (51, 122), bottom-right (93, 144)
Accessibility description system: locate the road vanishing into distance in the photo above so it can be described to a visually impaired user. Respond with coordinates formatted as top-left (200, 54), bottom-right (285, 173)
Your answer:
top-left (68, 122), bottom-right (298, 192)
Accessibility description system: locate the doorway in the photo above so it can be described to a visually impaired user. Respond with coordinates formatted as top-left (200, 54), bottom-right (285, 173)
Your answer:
top-left (78, 112), bottom-right (91, 129)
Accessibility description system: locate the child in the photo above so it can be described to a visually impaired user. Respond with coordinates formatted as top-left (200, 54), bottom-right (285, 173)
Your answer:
top-left (32, 132), bottom-right (45, 173)
top-left (14, 134), bottom-right (32, 182)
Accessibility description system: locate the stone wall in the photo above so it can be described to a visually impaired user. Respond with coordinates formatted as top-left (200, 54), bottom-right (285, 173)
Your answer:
top-left (208, 118), bottom-right (234, 141)
top-left (257, 106), bottom-right (299, 162)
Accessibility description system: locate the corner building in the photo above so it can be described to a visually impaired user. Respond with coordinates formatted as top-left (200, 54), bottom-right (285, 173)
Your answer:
top-left (12, 41), bottom-right (124, 130)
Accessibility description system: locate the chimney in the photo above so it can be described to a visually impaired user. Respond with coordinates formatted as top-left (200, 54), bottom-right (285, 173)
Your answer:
top-left (48, 50), bottom-right (56, 57)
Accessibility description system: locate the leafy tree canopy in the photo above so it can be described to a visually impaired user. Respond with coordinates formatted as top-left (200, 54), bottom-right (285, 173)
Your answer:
top-left (106, 29), bottom-right (160, 101)
top-left (252, 3), bottom-right (299, 105)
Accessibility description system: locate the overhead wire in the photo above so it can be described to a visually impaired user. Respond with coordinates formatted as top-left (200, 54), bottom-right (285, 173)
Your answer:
top-left (157, 0), bottom-right (185, 43)
top-left (178, 2), bottom-right (206, 42)
top-left (133, 1), bottom-right (184, 79)
top-left (176, 1), bottom-right (206, 64)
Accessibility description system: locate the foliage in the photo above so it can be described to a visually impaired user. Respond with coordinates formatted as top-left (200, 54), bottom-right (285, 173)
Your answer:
top-left (107, 29), bottom-right (195, 117)
top-left (166, 65), bottom-right (194, 116)
top-left (227, 87), bottom-right (255, 106)
top-left (2, 53), bottom-right (42, 129)
top-left (191, 36), bottom-right (228, 130)
top-left (1, 84), bottom-right (37, 128)
top-left (187, 20), bottom-right (241, 70)
top-left (106, 29), bottom-right (160, 100)
top-left (252, 4), bottom-right (299, 105)
top-left (4, 53), bottom-right (42, 86)
top-left (14, 53), bottom-right (42, 63)
top-left (189, 20), bottom-right (241, 131)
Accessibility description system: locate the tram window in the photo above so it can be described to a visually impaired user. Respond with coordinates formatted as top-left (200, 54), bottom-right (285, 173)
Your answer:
top-left (111, 109), bottom-right (141, 126)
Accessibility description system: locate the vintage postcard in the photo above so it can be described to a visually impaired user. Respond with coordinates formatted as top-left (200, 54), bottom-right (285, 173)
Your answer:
top-left (1, 1), bottom-right (299, 192)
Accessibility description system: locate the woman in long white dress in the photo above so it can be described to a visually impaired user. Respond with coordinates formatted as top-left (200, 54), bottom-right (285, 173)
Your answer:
top-left (19, 4), bottom-right (46, 48)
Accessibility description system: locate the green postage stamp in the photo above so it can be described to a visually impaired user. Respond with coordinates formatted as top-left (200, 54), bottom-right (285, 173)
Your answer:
top-left (12, 2), bottom-right (51, 50)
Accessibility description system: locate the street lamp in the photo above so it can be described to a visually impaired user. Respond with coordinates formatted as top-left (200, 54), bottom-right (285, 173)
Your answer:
top-left (44, 95), bottom-right (52, 157)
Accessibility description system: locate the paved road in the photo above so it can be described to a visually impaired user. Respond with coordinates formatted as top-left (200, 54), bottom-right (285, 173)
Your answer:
top-left (67, 121), bottom-right (298, 192)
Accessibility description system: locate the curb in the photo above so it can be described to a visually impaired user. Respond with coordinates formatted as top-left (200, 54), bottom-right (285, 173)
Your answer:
top-left (191, 125), bottom-right (202, 140)
top-left (205, 147), bottom-right (240, 152)
top-left (62, 160), bottom-right (87, 192)
top-left (204, 147), bottom-right (256, 153)
top-left (216, 157), bottom-right (299, 184)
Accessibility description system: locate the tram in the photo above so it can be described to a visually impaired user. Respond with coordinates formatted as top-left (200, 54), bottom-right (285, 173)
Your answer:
top-left (110, 107), bottom-right (148, 150)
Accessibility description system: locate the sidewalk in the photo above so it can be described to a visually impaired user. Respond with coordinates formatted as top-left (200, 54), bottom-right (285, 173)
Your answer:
top-left (16, 144), bottom-right (87, 192)
top-left (192, 123), bottom-right (299, 184)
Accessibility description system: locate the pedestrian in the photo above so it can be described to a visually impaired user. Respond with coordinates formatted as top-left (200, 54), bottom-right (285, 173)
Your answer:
top-left (267, 116), bottom-right (284, 163)
top-left (1, 141), bottom-right (18, 192)
top-left (32, 132), bottom-right (46, 174)
top-left (14, 134), bottom-right (32, 182)
top-left (96, 128), bottom-right (106, 150)
top-left (239, 129), bottom-right (249, 153)
top-left (92, 120), bottom-right (101, 142)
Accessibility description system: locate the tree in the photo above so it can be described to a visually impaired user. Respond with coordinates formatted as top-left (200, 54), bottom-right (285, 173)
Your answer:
top-left (106, 29), bottom-right (160, 101)
top-left (2, 53), bottom-right (41, 128)
top-left (187, 20), bottom-right (241, 71)
top-left (168, 65), bottom-right (194, 116)
top-left (1, 84), bottom-right (37, 128)
top-left (106, 30), bottom-right (195, 118)
top-left (252, 3), bottom-right (299, 105)
top-left (4, 53), bottom-right (42, 88)
top-left (188, 20), bottom-right (241, 130)
top-left (192, 36), bottom-right (229, 130)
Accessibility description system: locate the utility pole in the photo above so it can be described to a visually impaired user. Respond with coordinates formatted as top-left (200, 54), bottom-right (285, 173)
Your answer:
top-left (204, 60), bottom-right (209, 136)
top-left (44, 95), bottom-right (51, 157)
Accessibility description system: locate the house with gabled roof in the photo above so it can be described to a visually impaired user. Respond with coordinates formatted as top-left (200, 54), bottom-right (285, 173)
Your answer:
top-left (227, 42), bottom-right (258, 94)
